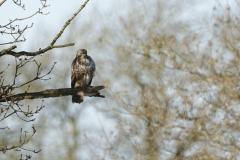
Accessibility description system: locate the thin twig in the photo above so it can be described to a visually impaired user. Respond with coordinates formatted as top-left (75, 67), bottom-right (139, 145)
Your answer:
top-left (50, 0), bottom-right (89, 46)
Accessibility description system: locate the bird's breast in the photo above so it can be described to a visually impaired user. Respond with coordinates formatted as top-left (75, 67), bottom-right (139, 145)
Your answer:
top-left (75, 74), bottom-right (92, 87)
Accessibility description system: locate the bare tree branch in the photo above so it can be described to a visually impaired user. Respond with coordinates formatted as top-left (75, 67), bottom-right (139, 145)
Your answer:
top-left (0, 86), bottom-right (106, 102)
top-left (0, 45), bottom-right (17, 55)
top-left (0, 43), bottom-right (75, 57)
top-left (0, 125), bottom-right (38, 154)
top-left (50, 0), bottom-right (89, 46)
top-left (0, 6), bottom-right (48, 28)
top-left (0, 0), bottom-right (90, 57)
top-left (0, 1), bottom-right (50, 45)
top-left (0, 0), bottom-right (6, 6)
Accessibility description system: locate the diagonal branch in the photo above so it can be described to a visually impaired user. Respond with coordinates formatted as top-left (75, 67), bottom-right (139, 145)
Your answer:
top-left (0, 0), bottom-right (90, 57)
top-left (0, 86), bottom-right (106, 102)
top-left (50, 0), bottom-right (89, 46)
top-left (0, 0), bottom-right (6, 6)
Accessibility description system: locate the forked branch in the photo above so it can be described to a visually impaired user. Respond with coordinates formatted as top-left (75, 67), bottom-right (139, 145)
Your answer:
top-left (0, 0), bottom-right (90, 57)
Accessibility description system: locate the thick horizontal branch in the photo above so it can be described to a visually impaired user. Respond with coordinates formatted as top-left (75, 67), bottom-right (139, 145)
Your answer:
top-left (0, 86), bottom-right (105, 102)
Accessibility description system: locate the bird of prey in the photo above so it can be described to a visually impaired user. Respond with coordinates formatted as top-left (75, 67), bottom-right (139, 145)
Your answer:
top-left (71, 49), bottom-right (96, 103)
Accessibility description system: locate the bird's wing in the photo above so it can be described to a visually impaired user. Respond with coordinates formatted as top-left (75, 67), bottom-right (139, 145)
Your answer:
top-left (88, 56), bottom-right (96, 74)
top-left (87, 56), bottom-right (96, 86)
top-left (71, 58), bottom-right (77, 88)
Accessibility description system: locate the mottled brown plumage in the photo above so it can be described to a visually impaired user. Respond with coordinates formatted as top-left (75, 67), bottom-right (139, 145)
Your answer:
top-left (71, 49), bottom-right (96, 103)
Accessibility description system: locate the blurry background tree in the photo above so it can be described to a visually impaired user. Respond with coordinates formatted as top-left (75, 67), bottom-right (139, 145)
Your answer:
top-left (1, 0), bottom-right (240, 160)
top-left (100, 1), bottom-right (240, 159)
top-left (102, 1), bottom-right (240, 159)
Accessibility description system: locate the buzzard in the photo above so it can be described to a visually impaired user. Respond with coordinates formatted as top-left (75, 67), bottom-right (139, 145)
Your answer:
top-left (71, 49), bottom-right (96, 103)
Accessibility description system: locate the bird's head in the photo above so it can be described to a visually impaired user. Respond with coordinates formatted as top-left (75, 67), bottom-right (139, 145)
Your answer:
top-left (76, 49), bottom-right (87, 60)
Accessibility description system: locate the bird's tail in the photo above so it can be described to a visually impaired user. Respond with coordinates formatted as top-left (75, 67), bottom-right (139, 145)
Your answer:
top-left (72, 95), bottom-right (83, 104)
